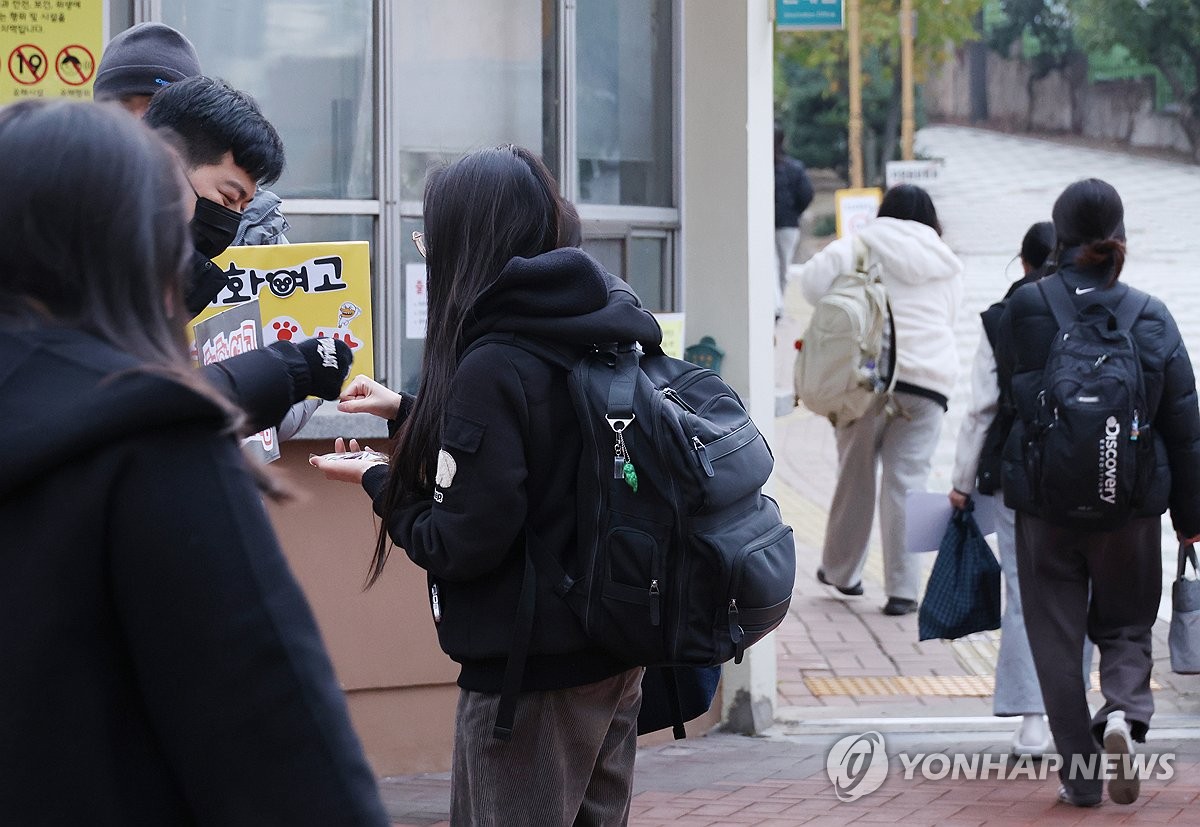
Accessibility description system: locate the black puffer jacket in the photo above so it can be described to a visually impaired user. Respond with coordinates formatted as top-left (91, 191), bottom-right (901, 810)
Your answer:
top-left (996, 255), bottom-right (1200, 535)
top-left (363, 248), bottom-right (663, 694)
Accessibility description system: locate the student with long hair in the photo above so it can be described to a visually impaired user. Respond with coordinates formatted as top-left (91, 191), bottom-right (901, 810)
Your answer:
top-left (0, 100), bottom-right (387, 825)
top-left (312, 145), bottom-right (661, 823)
top-left (997, 179), bottom-right (1200, 806)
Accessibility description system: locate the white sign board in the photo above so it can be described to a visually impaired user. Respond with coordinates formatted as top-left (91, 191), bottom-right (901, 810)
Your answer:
top-left (885, 159), bottom-right (943, 189)
top-left (835, 188), bottom-right (882, 238)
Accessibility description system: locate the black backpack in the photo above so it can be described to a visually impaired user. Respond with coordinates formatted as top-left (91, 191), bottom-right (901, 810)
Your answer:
top-left (1024, 279), bottom-right (1153, 530)
top-left (466, 333), bottom-right (796, 739)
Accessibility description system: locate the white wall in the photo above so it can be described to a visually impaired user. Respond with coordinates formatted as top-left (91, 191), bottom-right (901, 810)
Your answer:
top-left (681, 0), bottom-right (779, 733)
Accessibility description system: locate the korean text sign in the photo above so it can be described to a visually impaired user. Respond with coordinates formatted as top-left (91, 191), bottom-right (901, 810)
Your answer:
top-left (1, 0), bottom-right (103, 103)
top-left (193, 241), bottom-right (375, 386)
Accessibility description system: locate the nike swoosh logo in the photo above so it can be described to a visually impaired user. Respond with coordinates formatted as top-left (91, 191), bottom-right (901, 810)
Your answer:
top-left (1075, 286), bottom-right (1097, 294)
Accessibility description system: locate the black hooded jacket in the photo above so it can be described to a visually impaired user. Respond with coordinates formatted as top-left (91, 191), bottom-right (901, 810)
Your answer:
top-left (995, 253), bottom-right (1200, 535)
top-left (362, 248), bottom-right (663, 693)
top-left (0, 323), bottom-right (387, 825)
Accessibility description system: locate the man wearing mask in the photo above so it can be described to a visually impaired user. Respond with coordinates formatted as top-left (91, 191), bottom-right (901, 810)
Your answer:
top-left (93, 26), bottom-right (342, 435)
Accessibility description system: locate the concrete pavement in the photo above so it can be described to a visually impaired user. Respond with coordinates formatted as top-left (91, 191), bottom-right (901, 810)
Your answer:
top-left (380, 126), bottom-right (1200, 825)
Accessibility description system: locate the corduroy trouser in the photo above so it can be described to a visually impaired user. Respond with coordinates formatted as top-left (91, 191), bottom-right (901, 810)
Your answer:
top-left (450, 667), bottom-right (644, 826)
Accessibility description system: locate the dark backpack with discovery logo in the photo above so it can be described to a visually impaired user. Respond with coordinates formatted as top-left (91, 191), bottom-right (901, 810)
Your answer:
top-left (1022, 279), bottom-right (1153, 530)
top-left (465, 333), bottom-right (796, 739)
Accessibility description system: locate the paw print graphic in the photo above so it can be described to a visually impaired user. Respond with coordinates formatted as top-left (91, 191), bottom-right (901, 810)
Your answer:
top-left (272, 321), bottom-right (299, 341)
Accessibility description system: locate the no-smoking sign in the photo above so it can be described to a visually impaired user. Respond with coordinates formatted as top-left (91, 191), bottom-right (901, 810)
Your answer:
top-left (7, 44), bottom-right (48, 86)
top-left (56, 44), bottom-right (94, 86)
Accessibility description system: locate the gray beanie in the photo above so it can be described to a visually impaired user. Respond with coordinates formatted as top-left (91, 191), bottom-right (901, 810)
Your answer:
top-left (93, 22), bottom-right (201, 100)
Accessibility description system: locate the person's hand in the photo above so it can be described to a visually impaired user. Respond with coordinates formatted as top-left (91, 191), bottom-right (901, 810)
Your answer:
top-left (1177, 530), bottom-right (1200, 546)
top-left (338, 375), bottom-right (405, 420)
top-left (309, 437), bottom-right (389, 484)
top-left (949, 489), bottom-right (971, 511)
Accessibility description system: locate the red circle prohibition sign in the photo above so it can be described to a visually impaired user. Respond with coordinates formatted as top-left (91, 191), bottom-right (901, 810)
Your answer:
top-left (8, 44), bottom-right (48, 86)
top-left (56, 44), bottom-right (95, 86)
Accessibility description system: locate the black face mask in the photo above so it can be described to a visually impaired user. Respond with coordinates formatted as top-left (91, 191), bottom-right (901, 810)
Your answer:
top-left (191, 196), bottom-right (243, 259)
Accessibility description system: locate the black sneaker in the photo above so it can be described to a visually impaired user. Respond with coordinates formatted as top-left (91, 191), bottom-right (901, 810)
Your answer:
top-left (1057, 784), bottom-right (1102, 807)
top-left (817, 568), bottom-right (863, 596)
top-left (882, 597), bottom-right (918, 616)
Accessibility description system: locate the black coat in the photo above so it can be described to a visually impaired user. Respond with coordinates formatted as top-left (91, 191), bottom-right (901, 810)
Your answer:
top-left (363, 248), bottom-right (663, 694)
top-left (0, 324), bottom-right (388, 825)
top-left (995, 257), bottom-right (1200, 535)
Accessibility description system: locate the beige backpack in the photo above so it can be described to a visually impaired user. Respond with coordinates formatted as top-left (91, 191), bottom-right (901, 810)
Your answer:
top-left (793, 238), bottom-right (895, 425)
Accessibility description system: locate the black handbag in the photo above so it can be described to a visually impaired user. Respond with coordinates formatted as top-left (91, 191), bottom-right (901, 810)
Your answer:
top-left (918, 503), bottom-right (1001, 641)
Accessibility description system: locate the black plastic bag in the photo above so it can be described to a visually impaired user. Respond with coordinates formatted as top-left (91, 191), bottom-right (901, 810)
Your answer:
top-left (918, 504), bottom-right (1001, 641)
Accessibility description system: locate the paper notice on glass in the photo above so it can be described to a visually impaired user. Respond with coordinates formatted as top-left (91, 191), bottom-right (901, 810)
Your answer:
top-left (405, 262), bottom-right (429, 339)
top-left (904, 490), bottom-right (996, 554)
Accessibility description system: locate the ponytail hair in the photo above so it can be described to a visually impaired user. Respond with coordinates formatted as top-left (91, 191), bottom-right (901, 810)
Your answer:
top-left (1075, 238), bottom-right (1126, 287)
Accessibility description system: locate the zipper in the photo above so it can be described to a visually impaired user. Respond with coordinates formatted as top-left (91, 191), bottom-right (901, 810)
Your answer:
top-left (649, 579), bottom-right (661, 626)
top-left (662, 386), bottom-right (696, 413)
top-left (728, 599), bottom-right (745, 662)
top-left (692, 436), bottom-right (715, 477)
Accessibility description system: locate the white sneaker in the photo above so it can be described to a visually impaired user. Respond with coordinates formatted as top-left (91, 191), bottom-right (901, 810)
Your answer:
top-left (1012, 714), bottom-right (1051, 758)
top-left (1103, 710), bottom-right (1139, 805)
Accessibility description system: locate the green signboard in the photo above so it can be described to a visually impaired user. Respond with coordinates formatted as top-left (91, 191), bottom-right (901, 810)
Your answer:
top-left (776, 0), bottom-right (845, 31)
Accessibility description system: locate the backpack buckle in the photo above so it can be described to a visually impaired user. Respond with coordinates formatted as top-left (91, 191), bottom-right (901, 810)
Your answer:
top-left (606, 415), bottom-right (635, 433)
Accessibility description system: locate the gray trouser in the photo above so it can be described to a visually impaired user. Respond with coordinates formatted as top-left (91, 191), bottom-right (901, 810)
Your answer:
top-left (821, 392), bottom-right (944, 601)
top-left (1016, 513), bottom-right (1161, 795)
top-left (990, 496), bottom-right (1046, 717)
top-left (450, 667), bottom-right (644, 826)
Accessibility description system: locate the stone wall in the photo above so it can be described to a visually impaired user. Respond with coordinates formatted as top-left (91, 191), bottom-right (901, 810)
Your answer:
top-left (924, 48), bottom-right (1193, 157)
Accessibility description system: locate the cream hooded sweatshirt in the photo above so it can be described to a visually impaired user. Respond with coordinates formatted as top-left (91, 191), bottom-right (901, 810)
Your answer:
top-left (786, 216), bottom-right (964, 400)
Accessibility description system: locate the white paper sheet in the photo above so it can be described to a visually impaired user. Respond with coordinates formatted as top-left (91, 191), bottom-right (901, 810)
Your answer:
top-left (904, 490), bottom-right (997, 554)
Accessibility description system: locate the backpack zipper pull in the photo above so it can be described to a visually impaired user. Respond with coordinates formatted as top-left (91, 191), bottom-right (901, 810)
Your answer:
top-left (1131, 411), bottom-right (1140, 442)
top-left (693, 436), bottom-right (715, 477)
top-left (649, 579), bottom-right (661, 626)
top-left (728, 599), bottom-right (746, 662)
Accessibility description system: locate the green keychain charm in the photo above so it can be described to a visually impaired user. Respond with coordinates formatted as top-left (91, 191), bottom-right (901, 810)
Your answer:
top-left (622, 461), bottom-right (638, 492)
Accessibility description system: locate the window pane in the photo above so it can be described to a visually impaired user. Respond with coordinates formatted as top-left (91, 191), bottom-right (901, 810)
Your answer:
top-left (581, 237), bottom-right (623, 280)
top-left (284, 214), bottom-right (374, 245)
top-left (628, 235), bottom-right (667, 311)
top-left (159, 0), bottom-right (375, 199)
top-left (395, 0), bottom-right (558, 200)
top-left (397, 218), bottom-right (428, 395)
top-left (576, 0), bottom-right (673, 207)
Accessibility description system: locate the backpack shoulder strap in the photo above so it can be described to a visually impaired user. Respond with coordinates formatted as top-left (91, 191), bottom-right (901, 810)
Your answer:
top-left (1112, 287), bottom-right (1152, 333)
top-left (1038, 275), bottom-right (1078, 332)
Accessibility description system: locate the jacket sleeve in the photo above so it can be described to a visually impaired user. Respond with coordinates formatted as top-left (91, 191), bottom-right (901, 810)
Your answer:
top-left (795, 236), bottom-right (852, 306)
top-left (793, 163), bottom-right (814, 216)
top-left (201, 346), bottom-right (299, 434)
top-left (951, 330), bottom-right (999, 494)
top-left (376, 349), bottom-right (530, 582)
top-left (1154, 316), bottom-right (1200, 536)
top-left (106, 428), bottom-right (388, 826)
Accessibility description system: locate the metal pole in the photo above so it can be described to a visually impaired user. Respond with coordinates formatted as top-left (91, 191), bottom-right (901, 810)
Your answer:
top-left (848, 0), bottom-right (863, 187)
top-left (900, 0), bottom-right (915, 160)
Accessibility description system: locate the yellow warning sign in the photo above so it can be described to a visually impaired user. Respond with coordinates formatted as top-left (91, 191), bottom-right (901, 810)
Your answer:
top-left (1, 0), bottom-right (102, 104)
